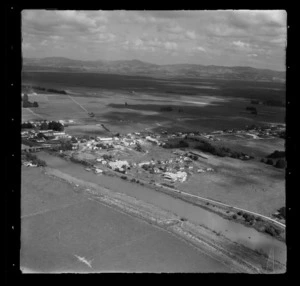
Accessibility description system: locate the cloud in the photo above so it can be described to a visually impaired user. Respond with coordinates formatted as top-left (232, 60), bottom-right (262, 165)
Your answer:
top-left (195, 46), bottom-right (206, 52)
top-left (22, 42), bottom-right (34, 50)
top-left (164, 42), bottom-right (178, 50)
top-left (185, 30), bottom-right (197, 40)
top-left (232, 40), bottom-right (250, 49)
top-left (22, 10), bottom-right (108, 36)
top-left (22, 10), bottom-right (286, 70)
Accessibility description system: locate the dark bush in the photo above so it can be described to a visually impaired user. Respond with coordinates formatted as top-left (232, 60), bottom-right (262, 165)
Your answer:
top-left (21, 122), bottom-right (34, 129)
top-left (121, 175), bottom-right (127, 180)
top-left (103, 154), bottom-right (112, 160)
top-left (265, 159), bottom-right (274, 165)
top-left (243, 213), bottom-right (255, 222)
top-left (160, 106), bottom-right (173, 112)
top-left (246, 106), bottom-right (257, 112)
top-left (179, 140), bottom-right (189, 148)
top-left (267, 150), bottom-right (285, 159)
top-left (278, 207), bottom-right (286, 219)
top-left (263, 100), bottom-right (285, 107)
top-left (275, 159), bottom-right (286, 169)
top-left (265, 225), bottom-right (277, 236)
top-left (36, 159), bottom-right (46, 167)
top-left (232, 214), bottom-right (237, 219)
top-left (237, 211), bottom-right (243, 216)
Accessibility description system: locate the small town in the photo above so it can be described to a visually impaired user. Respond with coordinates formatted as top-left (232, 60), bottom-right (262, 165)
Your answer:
top-left (22, 119), bottom-right (285, 188)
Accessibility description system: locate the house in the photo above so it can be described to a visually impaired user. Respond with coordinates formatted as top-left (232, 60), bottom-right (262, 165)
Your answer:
top-left (97, 137), bottom-right (113, 141)
top-left (145, 136), bottom-right (159, 145)
top-left (94, 168), bottom-right (103, 174)
top-left (53, 132), bottom-right (66, 136)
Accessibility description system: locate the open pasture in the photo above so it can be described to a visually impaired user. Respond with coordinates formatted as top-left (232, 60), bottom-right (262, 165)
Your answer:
top-left (21, 71), bottom-right (285, 136)
top-left (180, 155), bottom-right (285, 216)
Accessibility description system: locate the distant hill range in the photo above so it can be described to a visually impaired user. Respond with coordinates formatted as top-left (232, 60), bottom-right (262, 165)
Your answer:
top-left (23, 57), bottom-right (285, 82)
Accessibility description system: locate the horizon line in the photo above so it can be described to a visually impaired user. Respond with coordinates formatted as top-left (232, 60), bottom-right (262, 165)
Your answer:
top-left (23, 56), bottom-right (286, 73)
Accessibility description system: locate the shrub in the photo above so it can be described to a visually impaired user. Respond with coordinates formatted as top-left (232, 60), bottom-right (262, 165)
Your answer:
top-left (237, 211), bottom-right (243, 216)
top-left (121, 175), bottom-right (127, 180)
top-left (265, 159), bottom-right (274, 165)
top-left (232, 214), bottom-right (237, 219)
top-left (267, 150), bottom-right (285, 159)
top-left (275, 159), bottom-right (286, 169)
top-left (160, 106), bottom-right (173, 112)
top-left (265, 225), bottom-right (277, 236)
top-left (278, 207), bottom-right (286, 219)
top-left (179, 140), bottom-right (189, 148)
top-left (36, 159), bottom-right (46, 167)
top-left (243, 213), bottom-right (255, 222)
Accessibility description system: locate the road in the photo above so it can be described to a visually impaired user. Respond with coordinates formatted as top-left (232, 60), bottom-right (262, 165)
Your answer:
top-left (68, 95), bottom-right (89, 113)
top-left (156, 183), bottom-right (286, 229)
top-left (25, 108), bottom-right (44, 119)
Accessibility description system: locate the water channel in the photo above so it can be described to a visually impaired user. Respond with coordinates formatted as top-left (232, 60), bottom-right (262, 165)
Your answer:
top-left (35, 151), bottom-right (286, 265)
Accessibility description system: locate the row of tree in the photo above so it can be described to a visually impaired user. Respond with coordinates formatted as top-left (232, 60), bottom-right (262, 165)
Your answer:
top-left (40, 121), bottom-right (64, 131)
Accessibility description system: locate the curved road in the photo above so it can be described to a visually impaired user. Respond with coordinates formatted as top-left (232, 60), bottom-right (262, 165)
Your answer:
top-left (156, 183), bottom-right (286, 229)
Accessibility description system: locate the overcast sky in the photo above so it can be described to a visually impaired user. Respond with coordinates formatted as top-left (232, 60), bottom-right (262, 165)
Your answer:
top-left (22, 10), bottom-right (287, 71)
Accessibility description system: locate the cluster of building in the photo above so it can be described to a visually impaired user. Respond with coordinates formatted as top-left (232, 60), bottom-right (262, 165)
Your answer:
top-left (75, 132), bottom-right (215, 184)
top-left (21, 120), bottom-right (78, 151)
top-left (218, 124), bottom-right (285, 139)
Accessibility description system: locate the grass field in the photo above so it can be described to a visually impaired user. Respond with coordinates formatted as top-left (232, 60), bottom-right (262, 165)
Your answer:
top-left (21, 167), bottom-right (233, 273)
top-left (22, 86), bottom-right (285, 136)
top-left (21, 72), bottom-right (285, 218)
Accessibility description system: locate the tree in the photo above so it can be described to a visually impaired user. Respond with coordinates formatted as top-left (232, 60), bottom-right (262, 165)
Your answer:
top-left (275, 159), bottom-right (286, 169)
top-left (21, 122), bottom-right (33, 129)
top-left (266, 159), bottom-right (274, 165)
top-left (60, 141), bottom-right (73, 151)
top-left (71, 136), bottom-right (77, 143)
top-left (23, 94), bottom-right (29, 102)
top-left (37, 133), bottom-right (46, 139)
top-left (278, 207), bottom-right (286, 219)
top-left (33, 101), bottom-right (39, 107)
top-left (40, 122), bottom-right (49, 130)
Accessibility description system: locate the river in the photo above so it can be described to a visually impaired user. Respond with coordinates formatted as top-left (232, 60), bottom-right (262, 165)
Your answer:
top-left (36, 151), bottom-right (286, 265)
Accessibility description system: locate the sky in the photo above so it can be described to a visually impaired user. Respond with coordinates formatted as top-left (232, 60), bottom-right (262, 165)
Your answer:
top-left (22, 10), bottom-right (287, 71)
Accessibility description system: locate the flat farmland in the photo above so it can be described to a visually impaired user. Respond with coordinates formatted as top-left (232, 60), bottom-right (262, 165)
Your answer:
top-left (22, 72), bottom-right (285, 135)
top-left (21, 166), bottom-right (233, 273)
top-left (22, 91), bottom-right (285, 136)
top-left (179, 155), bottom-right (285, 216)
top-left (21, 72), bottom-right (285, 218)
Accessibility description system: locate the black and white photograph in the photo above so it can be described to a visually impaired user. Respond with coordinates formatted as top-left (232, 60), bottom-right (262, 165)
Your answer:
top-left (19, 10), bottom-right (286, 273)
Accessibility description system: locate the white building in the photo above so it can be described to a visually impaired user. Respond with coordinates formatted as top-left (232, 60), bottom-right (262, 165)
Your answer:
top-left (97, 137), bottom-right (113, 141)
